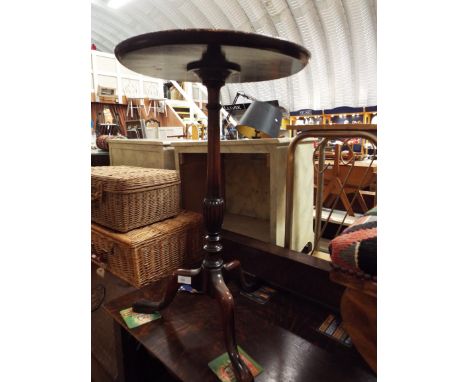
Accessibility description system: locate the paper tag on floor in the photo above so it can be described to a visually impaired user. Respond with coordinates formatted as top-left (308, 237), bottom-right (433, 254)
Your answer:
top-left (120, 307), bottom-right (161, 329)
top-left (178, 275), bottom-right (191, 284)
top-left (208, 346), bottom-right (263, 382)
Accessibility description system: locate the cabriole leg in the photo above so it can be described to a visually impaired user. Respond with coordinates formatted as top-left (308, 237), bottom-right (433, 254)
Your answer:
top-left (132, 268), bottom-right (201, 313)
top-left (211, 268), bottom-right (253, 382)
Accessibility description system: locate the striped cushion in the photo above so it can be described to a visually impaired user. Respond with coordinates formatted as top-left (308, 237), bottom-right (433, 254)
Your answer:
top-left (329, 207), bottom-right (377, 278)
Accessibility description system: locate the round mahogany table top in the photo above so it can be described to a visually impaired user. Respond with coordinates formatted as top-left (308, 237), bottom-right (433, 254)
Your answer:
top-left (115, 29), bottom-right (310, 84)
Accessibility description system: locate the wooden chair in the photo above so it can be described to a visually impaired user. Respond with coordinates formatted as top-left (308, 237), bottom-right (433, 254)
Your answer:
top-left (320, 144), bottom-right (376, 216)
top-left (126, 98), bottom-right (143, 119)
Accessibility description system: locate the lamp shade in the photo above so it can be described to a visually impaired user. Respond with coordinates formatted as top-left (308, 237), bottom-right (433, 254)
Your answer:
top-left (236, 100), bottom-right (282, 138)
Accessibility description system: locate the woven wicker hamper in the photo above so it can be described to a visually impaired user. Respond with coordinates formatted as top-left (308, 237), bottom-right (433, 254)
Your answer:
top-left (91, 210), bottom-right (203, 288)
top-left (91, 166), bottom-right (181, 232)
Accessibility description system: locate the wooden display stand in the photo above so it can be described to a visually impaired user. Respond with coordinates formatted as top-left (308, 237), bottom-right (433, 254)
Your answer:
top-left (105, 275), bottom-right (376, 382)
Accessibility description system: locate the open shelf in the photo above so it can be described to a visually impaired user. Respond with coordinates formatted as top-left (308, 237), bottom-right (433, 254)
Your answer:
top-left (223, 213), bottom-right (270, 243)
top-left (175, 140), bottom-right (314, 251)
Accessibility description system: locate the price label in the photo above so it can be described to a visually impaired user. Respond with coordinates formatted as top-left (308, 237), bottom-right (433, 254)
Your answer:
top-left (177, 275), bottom-right (191, 285)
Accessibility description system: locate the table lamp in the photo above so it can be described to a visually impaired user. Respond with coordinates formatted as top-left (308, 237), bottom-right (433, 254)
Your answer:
top-left (236, 100), bottom-right (282, 138)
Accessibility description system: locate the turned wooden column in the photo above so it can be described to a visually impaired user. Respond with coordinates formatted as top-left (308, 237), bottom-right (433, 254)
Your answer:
top-left (202, 82), bottom-right (224, 268)
top-left (187, 45), bottom-right (252, 382)
top-left (186, 44), bottom-right (239, 268)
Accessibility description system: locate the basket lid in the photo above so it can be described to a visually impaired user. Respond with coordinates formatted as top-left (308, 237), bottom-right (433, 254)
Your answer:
top-left (92, 210), bottom-right (202, 247)
top-left (91, 166), bottom-right (180, 192)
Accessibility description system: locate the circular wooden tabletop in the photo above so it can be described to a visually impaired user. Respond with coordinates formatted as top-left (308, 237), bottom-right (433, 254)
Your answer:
top-left (115, 29), bottom-right (310, 84)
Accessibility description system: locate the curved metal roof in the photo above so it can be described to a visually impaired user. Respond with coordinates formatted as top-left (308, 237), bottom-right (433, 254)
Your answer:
top-left (91, 0), bottom-right (376, 111)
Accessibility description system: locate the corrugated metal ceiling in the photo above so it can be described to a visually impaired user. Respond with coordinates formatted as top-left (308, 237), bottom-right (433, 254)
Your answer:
top-left (91, 0), bottom-right (376, 111)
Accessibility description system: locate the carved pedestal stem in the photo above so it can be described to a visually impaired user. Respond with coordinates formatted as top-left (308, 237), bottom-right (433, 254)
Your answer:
top-left (192, 46), bottom-right (253, 382)
top-left (132, 45), bottom-right (255, 382)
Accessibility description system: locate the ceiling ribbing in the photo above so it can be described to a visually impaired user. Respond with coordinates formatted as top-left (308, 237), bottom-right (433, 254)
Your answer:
top-left (91, 0), bottom-right (377, 111)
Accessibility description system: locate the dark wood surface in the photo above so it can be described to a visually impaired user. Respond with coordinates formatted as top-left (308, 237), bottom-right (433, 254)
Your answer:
top-left (222, 230), bottom-right (344, 312)
top-left (105, 278), bottom-right (375, 382)
top-left (114, 29), bottom-right (310, 84)
top-left (91, 150), bottom-right (110, 166)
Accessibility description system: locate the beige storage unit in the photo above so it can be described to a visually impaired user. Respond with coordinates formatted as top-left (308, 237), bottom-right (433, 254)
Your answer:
top-left (171, 138), bottom-right (314, 252)
top-left (108, 139), bottom-right (176, 170)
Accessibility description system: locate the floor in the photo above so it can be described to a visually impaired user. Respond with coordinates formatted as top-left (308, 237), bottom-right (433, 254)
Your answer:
top-left (226, 280), bottom-right (373, 369)
top-left (92, 262), bottom-right (375, 381)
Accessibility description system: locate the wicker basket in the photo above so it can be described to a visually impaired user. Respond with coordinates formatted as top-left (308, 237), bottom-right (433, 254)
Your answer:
top-left (95, 134), bottom-right (127, 151)
top-left (91, 210), bottom-right (204, 288)
top-left (91, 166), bottom-right (181, 232)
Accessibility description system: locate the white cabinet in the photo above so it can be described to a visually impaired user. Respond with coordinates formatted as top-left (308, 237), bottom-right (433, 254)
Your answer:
top-left (91, 50), bottom-right (164, 102)
top-left (172, 139), bottom-right (315, 251)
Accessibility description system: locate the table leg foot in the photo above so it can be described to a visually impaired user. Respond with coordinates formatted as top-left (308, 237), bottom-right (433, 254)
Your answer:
top-left (132, 268), bottom-right (201, 313)
top-left (224, 260), bottom-right (260, 293)
top-left (211, 267), bottom-right (254, 382)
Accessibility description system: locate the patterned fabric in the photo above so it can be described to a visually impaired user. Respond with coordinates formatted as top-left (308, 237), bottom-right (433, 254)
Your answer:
top-left (329, 207), bottom-right (377, 278)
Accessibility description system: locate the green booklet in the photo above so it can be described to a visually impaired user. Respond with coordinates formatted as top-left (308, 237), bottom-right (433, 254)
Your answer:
top-left (119, 307), bottom-right (161, 329)
top-left (208, 346), bottom-right (263, 382)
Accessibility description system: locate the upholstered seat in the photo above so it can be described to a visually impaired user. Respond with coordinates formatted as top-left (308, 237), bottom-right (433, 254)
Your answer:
top-left (329, 207), bottom-right (377, 279)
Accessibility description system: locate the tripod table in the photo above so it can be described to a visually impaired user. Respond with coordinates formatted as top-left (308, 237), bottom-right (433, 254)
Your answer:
top-left (115, 29), bottom-right (310, 382)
